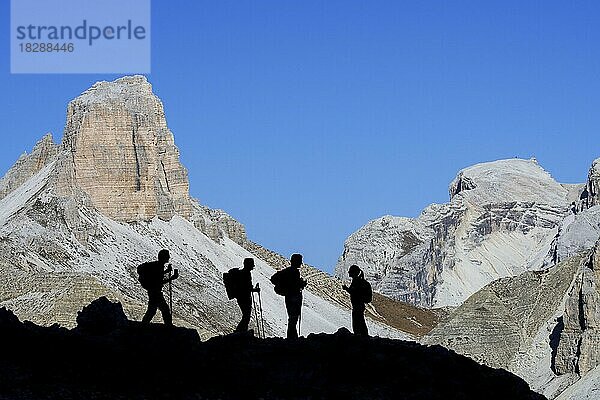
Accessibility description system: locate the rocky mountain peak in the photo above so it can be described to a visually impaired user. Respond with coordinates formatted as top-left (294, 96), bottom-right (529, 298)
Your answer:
top-left (35, 132), bottom-right (56, 147)
top-left (0, 132), bottom-right (58, 201)
top-left (449, 158), bottom-right (569, 206)
top-left (56, 75), bottom-right (192, 222)
top-left (337, 157), bottom-right (576, 309)
top-left (68, 75), bottom-right (155, 115)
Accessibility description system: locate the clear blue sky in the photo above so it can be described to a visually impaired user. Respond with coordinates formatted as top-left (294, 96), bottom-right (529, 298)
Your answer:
top-left (1, 1), bottom-right (599, 272)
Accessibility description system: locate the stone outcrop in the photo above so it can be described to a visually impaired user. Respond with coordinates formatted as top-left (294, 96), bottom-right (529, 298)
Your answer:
top-left (554, 242), bottom-right (600, 376)
top-left (422, 239), bottom-right (600, 399)
top-left (75, 296), bottom-right (128, 333)
top-left (578, 158), bottom-right (600, 210)
top-left (190, 203), bottom-right (248, 245)
top-left (423, 254), bottom-right (581, 369)
top-left (422, 253), bottom-right (585, 399)
top-left (336, 215), bottom-right (437, 305)
top-left (551, 206), bottom-right (600, 264)
top-left (0, 133), bottom-right (58, 200)
top-left (56, 75), bottom-right (192, 222)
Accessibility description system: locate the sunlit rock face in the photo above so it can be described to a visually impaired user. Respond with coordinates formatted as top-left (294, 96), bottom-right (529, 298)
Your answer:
top-left (423, 239), bottom-right (600, 400)
top-left (336, 158), bottom-right (571, 308)
top-left (577, 158), bottom-right (600, 211)
top-left (57, 75), bottom-right (192, 222)
top-left (554, 242), bottom-right (600, 377)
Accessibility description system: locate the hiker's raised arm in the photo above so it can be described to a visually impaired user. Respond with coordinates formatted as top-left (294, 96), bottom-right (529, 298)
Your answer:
top-left (163, 269), bottom-right (179, 283)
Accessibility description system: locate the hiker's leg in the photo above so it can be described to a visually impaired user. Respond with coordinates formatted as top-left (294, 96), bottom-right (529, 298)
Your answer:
top-left (142, 291), bottom-right (158, 323)
top-left (352, 305), bottom-right (368, 336)
top-left (236, 295), bottom-right (252, 332)
top-left (285, 294), bottom-right (301, 339)
top-left (287, 314), bottom-right (299, 339)
top-left (157, 292), bottom-right (172, 325)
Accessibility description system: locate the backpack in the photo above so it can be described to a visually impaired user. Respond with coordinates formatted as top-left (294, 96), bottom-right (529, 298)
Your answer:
top-left (356, 278), bottom-right (373, 304)
top-left (270, 268), bottom-right (296, 296)
top-left (137, 262), bottom-right (155, 290)
top-left (223, 268), bottom-right (243, 300)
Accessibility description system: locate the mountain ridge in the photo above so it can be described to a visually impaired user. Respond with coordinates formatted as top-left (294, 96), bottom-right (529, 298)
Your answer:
top-left (0, 76), bottom-right (433, 340)
top-left (335, 157), bottom-right (600, 308)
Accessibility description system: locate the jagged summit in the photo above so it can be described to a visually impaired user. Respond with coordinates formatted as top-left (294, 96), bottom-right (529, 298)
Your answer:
top-left (74, 75), bottom-right (152, 107)
top-left (0, 132), bottom-right (58, 200)
top-left (67, 76), bottom-right (166, 126)
top-left (3, 76), bottom-right (190, 223)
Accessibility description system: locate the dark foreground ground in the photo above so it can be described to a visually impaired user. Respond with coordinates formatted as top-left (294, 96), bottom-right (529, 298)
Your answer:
top-left (0, 297), bottom-right (544, 400)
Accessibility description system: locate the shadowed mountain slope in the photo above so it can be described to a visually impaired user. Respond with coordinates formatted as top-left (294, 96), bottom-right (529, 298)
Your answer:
top-left (0, 298), bottom-right (543, 400)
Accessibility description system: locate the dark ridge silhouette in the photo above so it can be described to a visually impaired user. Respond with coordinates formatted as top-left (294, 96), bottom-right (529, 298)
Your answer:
top-left (0, 297), bottom-right (545, 400)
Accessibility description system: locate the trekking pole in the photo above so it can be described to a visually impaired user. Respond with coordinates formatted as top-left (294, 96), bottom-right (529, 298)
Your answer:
top-left (168, 268), bottom-right (173, 319)
top-left (298, 287), bottom-right (304, 337)
top-left (252, 294), bottom-right (263, 339)
top-left (257, 286), bottom-right (265, 338)
top-left (251, 292), bottom-right (261, 338)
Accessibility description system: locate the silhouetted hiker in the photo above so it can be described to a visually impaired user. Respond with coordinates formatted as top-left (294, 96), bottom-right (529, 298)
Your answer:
top-left (137, 249), bottom-right (179, 325)
top-left (271, 253), bottom-right (307, 339)
top-left (342, 264), bottom-right (372, 336)
top-left (223, 258), bottom-right (261, 333)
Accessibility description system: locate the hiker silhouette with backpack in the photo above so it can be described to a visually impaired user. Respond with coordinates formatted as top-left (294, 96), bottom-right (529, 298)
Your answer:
top-left (271, 253), bottom-right (307, 339)
top-left (223, 258), bottom-right (261, 334)
top-left (137, 249), bottom-right (179, 326)
top-left (342, 264), bottom-right (372, 336)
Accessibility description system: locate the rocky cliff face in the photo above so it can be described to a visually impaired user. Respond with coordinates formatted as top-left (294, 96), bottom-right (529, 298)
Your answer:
top-left (422, 240), bottom-right (600, 400)
top-left (336, 158), bottom-right (570, 308)
top-left (578, 158), bottom-right (600, 210)
top-left (554, 242), bottom-right (600, 376)
top-left (0, 133), bottom-right (58, 200)
top-left (56, 76), bottom-right (192, 222)
top-left (423, 253), bottom-right (584, 398)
